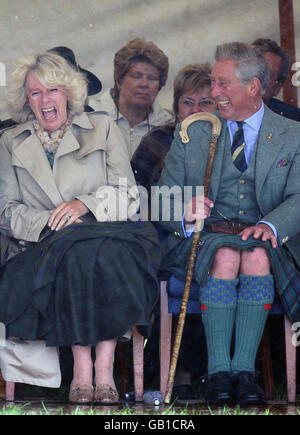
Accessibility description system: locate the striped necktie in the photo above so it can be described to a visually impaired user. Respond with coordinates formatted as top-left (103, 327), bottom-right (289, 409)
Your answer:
top-left (231, 121), bottom-right (247, 172)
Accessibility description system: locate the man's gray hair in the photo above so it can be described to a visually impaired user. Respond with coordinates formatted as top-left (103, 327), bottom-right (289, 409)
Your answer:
top-left (215, 42), bottom-right (269, 91)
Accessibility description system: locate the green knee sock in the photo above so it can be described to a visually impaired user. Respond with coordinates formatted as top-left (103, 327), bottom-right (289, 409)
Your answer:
top-left (199, 276), bottom-right (238, 375)
top-left (231, 274), bottom-right (275, 374)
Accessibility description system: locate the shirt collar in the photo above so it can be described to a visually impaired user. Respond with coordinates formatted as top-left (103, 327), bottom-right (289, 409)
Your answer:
top-left (227, 102), bottom-right (265, 132)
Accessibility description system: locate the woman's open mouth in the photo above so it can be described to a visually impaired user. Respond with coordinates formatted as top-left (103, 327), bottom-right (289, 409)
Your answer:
top-left (42, 107), bottom-right (57, 121)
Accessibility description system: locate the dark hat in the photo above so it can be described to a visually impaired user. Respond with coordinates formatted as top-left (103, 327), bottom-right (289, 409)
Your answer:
top-left (47, 46), bottom-right (102, 96)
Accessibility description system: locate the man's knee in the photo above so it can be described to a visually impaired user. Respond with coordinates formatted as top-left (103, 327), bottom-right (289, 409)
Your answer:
top-left (210, 247), bottom-right (240, 279)
top-left (240, 247), bottom-right (270, 275)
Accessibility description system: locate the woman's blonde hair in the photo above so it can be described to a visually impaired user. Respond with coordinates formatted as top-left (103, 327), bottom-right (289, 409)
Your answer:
top-left (173, 63), bottom-right (212, 116)
top-left (6, 52), bottom-right (88, 122)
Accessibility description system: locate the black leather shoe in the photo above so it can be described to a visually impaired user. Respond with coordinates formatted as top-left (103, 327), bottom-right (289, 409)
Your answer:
top-left (171, 384), bottom-right (197, 403)
top-left (204, 371), bottom-right (234, 406)
top-left (233, 371), bottom-right (266, 407)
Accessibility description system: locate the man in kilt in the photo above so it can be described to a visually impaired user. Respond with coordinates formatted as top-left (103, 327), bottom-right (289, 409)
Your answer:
top-left (157, 42), bottom-right (300, 406)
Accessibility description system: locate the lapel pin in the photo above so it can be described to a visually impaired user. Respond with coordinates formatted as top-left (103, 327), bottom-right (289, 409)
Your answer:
top-left (267, 133), bottom-right (273, 140)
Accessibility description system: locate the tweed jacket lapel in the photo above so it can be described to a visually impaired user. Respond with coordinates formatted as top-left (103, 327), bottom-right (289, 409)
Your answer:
top-left (207, 117), bottom-right (229, 202)
top-left (255, 105), bottom-right (287, 201)
top-left (207, 107), bottom-right (288, 204)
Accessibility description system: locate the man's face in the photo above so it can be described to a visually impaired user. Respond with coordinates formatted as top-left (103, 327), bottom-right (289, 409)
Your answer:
top-left (211, 59), bottom-right (257, 121)
top-left (262, 52), bottom-right (283, 104)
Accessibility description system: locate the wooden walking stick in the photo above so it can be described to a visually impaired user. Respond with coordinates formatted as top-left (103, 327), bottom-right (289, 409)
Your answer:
top-left (164, 112), bottom-right (222, 404)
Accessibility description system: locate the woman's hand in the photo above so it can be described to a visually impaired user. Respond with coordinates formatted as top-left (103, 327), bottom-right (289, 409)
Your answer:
top-left (48, 200), bottom-right (89, 231)
top-left (184, 195), bottom-right (214, 225)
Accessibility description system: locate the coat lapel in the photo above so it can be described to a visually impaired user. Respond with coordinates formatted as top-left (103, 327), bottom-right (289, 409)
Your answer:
top-left (11, 113), bottom-right (96, 207)
top-left (54, 113), bottom-right (94, 160)
top-left (255, 106), bottom-right (287, 199)
top-left (205, 108), bottom-right (287, 203)
top-left (208, 118), bottom-right (228, 201)
top-left (12, 126), bottom-right (64, 207)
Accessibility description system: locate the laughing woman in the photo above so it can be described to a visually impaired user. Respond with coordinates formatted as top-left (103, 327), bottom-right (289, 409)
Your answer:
top-left (0, 52), bottom-right (160, 404)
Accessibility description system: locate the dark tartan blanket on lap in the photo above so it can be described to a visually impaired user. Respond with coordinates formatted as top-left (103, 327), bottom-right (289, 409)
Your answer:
top-left (0, 221), bottom-right (161, 345)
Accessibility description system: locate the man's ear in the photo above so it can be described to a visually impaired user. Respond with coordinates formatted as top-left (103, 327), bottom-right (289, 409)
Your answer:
top-left (248, 77), bottom-right (261, 97)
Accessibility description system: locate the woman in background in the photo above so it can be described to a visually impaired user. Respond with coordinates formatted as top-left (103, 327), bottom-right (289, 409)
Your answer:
top-left (95, 37), bottom-right (173, 158)
top-left (132, 62), bottom-right (217, 194)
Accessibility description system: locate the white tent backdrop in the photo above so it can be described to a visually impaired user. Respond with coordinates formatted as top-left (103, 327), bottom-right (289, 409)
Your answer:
top-left (0, 0), bottom-right (299, 120)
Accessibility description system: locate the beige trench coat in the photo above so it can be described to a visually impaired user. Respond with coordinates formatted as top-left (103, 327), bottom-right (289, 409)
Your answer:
top-left (0, 111), bottom-right (138, 387)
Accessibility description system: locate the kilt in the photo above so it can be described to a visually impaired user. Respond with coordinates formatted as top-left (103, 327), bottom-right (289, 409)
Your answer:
top-left (161, 231), bottom-right (300, 322)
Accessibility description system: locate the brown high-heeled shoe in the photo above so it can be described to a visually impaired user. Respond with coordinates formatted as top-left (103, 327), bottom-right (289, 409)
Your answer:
top-left (68, 383), bottom-right (94, 404)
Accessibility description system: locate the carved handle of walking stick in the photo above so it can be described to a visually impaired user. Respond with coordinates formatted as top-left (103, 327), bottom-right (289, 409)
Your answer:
top-left (179, 112), bottom-right (221, 146)
top-left (164, 112), bottom-right (222, 405)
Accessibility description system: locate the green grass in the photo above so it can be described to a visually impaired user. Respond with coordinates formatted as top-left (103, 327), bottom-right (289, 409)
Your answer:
top-left (1, 402), bottom-right (300, 415)
top-left (1, 370), bottom-right (297, 415)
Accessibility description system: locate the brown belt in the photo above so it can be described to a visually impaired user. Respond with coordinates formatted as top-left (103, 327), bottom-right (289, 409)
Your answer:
top-left (206, 219), bottom-right (250, 235)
